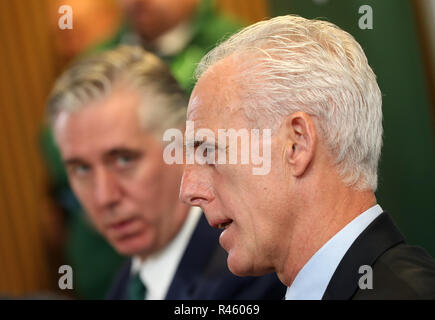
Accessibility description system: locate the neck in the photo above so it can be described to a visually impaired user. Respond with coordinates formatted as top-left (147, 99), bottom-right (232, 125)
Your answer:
top-left (276, 180), bottom-right (377, 287)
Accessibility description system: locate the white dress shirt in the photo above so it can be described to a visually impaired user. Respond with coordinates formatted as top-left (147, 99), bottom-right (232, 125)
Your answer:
top-left (131, 206), bottom-right (202, 300)
top-left (285, 204), bottom-right (383, 300)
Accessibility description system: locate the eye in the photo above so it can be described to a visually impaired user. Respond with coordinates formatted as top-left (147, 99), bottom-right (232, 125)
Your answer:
top-left (70, 163), bottom-right (91, 177)
top-left (116, 154), bottom-right (133, 168)
top-left (205, 148), bottom-right (217, 166)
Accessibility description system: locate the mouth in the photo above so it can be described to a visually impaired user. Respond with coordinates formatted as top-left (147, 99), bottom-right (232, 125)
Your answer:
top-left (108, 217), bottom-right (137, 232)
top-left (216, 219), bottom-right (233, 230)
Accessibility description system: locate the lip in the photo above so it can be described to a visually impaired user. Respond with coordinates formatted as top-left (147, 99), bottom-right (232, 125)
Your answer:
top-left (218, 223), bottom-right (232, 252)
top-left (209, 218), bottom-right (233, 229)
top-left (108, 217), bottom-right (138, 233)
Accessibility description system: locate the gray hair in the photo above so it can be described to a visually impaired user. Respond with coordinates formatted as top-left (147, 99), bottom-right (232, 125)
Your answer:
top-left (195, 15), bottom-right (383, 191)
top-left (47, 45), bottom-right (188, 134)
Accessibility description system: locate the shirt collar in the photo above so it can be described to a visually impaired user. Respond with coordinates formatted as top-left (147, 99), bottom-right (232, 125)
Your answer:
top-left (285, 204), bottom-right (383, 300)
top-left (131, 206), bottom-right (202, 299)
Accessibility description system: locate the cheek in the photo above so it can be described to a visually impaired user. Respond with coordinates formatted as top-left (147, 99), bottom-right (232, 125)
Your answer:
top-left (82, 205), bottom-right (106, 235)
top-left (231, 188), bottom-right (273, 243)
top-left (70, 182), bottom-right (99, 214)
top-left (122, 169), bottom-right (175, 223)
top-left (143, 164), bottom-right (182, 207)
top-left (125, 164), bottom-right (166, 200)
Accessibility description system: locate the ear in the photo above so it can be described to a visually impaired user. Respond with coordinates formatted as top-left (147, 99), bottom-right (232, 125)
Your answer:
top-left (281, 112), bottom-right (317, 177)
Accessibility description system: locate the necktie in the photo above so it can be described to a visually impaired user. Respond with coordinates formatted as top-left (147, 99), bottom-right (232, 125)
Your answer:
top-left (128, 273), bottom-right (146, 300)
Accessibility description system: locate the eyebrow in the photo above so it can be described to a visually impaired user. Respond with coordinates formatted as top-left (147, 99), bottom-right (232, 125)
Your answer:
top-left (105, 148), bottom-right (142, 158)
top-left (63, 148), bottom-right (143, 165)
top-left (189, 139), bottom-right (228, 152)
top-left (64, 158), bottom-right (86, 166)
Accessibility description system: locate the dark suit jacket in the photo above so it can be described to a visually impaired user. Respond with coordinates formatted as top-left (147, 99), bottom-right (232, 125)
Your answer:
top-left (106, 214), bottom-right (286, 299)
top-left (323, 212), bottom-right (435, 299)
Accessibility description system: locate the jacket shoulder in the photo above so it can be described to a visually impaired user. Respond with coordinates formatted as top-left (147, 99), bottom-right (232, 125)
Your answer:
top-left (354, 244), bottom-right (435, 299)
top-left (105, 259), bottom-right (131, 300)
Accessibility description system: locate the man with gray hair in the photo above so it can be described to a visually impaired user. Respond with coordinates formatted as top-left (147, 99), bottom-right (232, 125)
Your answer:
top-left (48, 45), bottom-right (285, 299)
top-left (180, 15), bottom-right (435, 299)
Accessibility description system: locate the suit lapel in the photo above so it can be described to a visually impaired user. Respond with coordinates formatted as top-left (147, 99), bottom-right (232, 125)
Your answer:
top-left (165, 213), bottom-right (221, 299)
top-left (105, 259), bottom-right (132, 299)
top-left (322, 212), bottom-right (405, 300)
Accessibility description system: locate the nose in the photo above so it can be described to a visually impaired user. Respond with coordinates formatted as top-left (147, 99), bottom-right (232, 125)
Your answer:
top-left (94, 168), bottom-right (122, 210)
top-left (179, 166), bottom-right (214, 207)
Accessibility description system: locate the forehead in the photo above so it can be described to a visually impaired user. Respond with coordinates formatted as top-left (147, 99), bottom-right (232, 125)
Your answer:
top-left (54, 87), bottom-right (151, 158)
top-left (188, 59), bottom-right (247, 130)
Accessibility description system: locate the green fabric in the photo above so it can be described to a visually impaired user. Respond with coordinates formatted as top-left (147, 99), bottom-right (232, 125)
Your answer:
top-left (168, 0), bottom-right (242, 93)
top-left (91, 0), bottom-right (242, 93)
top-left (128, 273), bottom-right (147, 300)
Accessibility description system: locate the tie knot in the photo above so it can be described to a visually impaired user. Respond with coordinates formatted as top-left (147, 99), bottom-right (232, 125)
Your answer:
top-left (128, 273), bottom-right (146, 300)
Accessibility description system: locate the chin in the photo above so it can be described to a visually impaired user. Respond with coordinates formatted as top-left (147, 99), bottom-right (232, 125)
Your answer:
top-left (227, 251), bottom-right (256, 277)
top-left (112, 243), bottom-right (140, 257)
top-left (111, 235), bottom-right (152, 257)
top-left (227, 248), bottom-right (272, 277)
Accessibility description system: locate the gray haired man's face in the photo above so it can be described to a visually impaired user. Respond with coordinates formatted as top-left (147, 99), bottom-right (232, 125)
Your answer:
top-left (179, 60), bottom-right (295, 277)
top-left (54, 87), bottom-right (188, 258)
